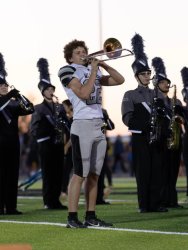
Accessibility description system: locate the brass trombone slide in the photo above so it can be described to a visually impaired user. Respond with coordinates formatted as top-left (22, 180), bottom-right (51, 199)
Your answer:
top-left (83, 38), bottom-right (133, 63)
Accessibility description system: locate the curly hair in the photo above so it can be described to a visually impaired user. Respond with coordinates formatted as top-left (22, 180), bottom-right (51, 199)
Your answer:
top-left (62, 99), bottom-right (72, 107)
top-left (63, 39), bottom-right (88, 64)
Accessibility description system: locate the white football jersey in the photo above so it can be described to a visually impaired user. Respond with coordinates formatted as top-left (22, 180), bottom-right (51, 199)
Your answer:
top-left (58, 63), bottom-right (103, 120)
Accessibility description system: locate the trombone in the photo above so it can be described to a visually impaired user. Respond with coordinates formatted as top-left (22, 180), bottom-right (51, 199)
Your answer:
top-left (82, 37), bottom-right (134, 63)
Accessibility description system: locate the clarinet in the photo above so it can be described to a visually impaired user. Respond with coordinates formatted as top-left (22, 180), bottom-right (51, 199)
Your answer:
top-left (149, 96), bottom-right (158, 144)
top-left (52, 95), bottom-right (65, 145)
top-left (149, 86), bottom-right (163, 145)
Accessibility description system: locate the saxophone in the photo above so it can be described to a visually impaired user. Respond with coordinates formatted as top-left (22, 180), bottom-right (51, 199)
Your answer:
top-left (167, 85), bottom-right (181, 150)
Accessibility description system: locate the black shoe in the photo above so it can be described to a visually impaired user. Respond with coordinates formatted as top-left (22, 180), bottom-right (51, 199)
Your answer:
top-left (169, 204), bottom-right (184, 209)
top-left (57, 204), bottom-right (68, 210)
top-left (0, 209), bottom-right (4, 215)
top-left (66, 219), bottom-right (87, 229)
top-left (84, 216), bottom-right (113, 227)
top-left (139, 208), bottom-right (149, 213)
top-left (150, 207), bottom-right (168, 212)
top-left (44, 204), bottom-right (68, 210)
top-left (53, 204), bottom-right (68, 210)
top-left (6, 210), bottom-right (23, 215)
top-left (96, 200), bottom-right (110, 205)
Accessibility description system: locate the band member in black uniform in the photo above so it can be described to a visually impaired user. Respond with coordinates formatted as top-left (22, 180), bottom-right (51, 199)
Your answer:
top-left (0, 53), bottom-right (34, 215)
top-left (180, 67), bottom-right (188, 198)
top-left (30, 58), bottom-right (69, 210)
top-left (121, 34), bottom-right (168, 213)
top-left (61, 99), bottom-right (73, 200)
top-left (96, 108), bottom-right (114, 205)
top-left (152, 57), bottom-right (184, 208)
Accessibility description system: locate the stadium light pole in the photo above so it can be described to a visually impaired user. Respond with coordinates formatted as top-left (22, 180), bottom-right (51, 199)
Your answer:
top-left (98, 0), bottom-right (105, 107)
top-left (98, 0), bottom-right (103, 51)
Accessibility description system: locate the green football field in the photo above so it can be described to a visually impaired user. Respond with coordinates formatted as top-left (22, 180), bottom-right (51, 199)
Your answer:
top-left (0, 177), bottom-right (188, 250)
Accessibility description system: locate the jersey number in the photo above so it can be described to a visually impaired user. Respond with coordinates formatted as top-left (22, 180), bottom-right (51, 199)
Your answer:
top-left (86, 85), bottom-right (102, 105)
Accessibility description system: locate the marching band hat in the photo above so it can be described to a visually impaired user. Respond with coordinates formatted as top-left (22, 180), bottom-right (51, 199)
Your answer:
top-left (180, 67), bottom-right (188, 102)
top-left (37, 58), bottom-right (55, 94)
top-left (0, 53), bottom-right (8, 85)
top-left (131, 33), bottom-right (151, 75)
top-left (181, 67), bottom-right (188, 87)
top-left (152, 57), bottom-right (171, 85)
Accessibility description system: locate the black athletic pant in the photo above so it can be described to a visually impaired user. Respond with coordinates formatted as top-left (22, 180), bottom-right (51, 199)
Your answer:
top-left (38, 140), bottom-right (64, 207)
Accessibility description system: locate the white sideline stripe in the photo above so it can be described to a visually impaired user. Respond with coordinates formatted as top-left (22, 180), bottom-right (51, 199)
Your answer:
top-left (18, 197), bottom-right (186, 205)
top-left (19, 196), bottom-right (43, 199)
top-left (0, 220), bottom-right (188, 236)
top-left (18, 196), bottom-right (131, 203)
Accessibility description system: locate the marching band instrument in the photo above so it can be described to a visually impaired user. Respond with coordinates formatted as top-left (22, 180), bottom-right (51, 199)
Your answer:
top-left (81, 37), bottom-right (133, 63)
top-left (52, 94), bottom-right (65, 145)
top-left (149, 87), bottom-right (167, 145)
top-left (52, 94), bottom-right (70, 144)
top-left (149, 94), bottom-right (161, 145)
top-left (10, 85), bottom-right (34, 112)
top-left (167, 85), bottom-right (181, 150)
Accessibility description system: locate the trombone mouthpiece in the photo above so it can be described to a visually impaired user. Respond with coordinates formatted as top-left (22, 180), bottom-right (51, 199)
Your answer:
top-left (81, 56), bottom-right (88, 63)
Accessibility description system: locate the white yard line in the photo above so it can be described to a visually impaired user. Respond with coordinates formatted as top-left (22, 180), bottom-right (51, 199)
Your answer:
top-left (0, 220), bottom-right (188, 236)
top-left (18, 196), bottom-right (133, 203)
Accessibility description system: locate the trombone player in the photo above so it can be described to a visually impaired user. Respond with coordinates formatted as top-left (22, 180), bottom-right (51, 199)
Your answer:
top-left (58, 39), bottom-right (125, 228)
top-left (0, 53), bottom-right (34, 215)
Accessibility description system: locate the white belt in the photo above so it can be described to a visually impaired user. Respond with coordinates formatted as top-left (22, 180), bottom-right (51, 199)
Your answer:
top-left (128, 130), bottom-right (142, 134)
top-left (37, 136), bottom-right (50, 143)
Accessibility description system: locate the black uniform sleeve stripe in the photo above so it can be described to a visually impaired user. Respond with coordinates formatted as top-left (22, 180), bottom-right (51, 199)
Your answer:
top-left (58, 66), bottom-right (76, 87)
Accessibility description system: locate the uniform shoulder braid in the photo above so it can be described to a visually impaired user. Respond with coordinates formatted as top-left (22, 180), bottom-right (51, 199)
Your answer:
top-left (58, 65), bottom-right (76, 87)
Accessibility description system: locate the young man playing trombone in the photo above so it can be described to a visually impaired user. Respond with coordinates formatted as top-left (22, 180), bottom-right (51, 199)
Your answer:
top-left (58, 39), bottom-right (124, 228)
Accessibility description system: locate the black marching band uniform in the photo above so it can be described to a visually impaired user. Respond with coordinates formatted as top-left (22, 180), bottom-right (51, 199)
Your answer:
top-left (61, 99), bottom-right (73, 197)
top-left (96, 108), bottom-right (115, 205)
top-left (0, 53), bottom-right (34, 215)
top-left (30, 58), bottom-right (69, 210)
top-left (181, 67), bottom-right (188, 197)
top-left (152, 57), bottom-right (183, 208)
top-left (121, 34), bottom-right (168, 213)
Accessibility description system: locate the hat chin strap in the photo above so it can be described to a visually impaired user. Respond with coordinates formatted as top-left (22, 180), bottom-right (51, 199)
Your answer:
top-left (43, 93), bottom-right (53, 102)
top-left (137, 75), bottom-right (149, 87)
top-left (158, 85), bottom-right (169, 94)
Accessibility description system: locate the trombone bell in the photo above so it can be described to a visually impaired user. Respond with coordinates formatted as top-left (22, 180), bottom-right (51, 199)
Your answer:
top-left (104, 38), bottom-right (123, 59)
top-left (83, 37), bottom-right (133, 63)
